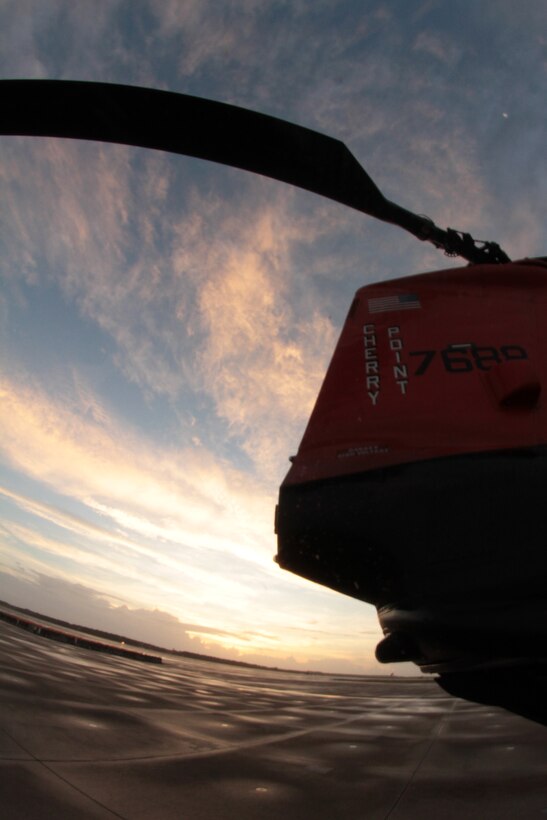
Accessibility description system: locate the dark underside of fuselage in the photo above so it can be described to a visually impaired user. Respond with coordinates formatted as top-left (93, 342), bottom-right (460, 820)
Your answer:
top-left (276, 445), bottom-right (547, 673)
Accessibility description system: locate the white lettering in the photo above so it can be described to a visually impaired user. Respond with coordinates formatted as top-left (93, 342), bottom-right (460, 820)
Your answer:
top-left (389, 338), bottom-right (403, 351)
top-left (363, 323), bottom-right (380, 406)
top-left (388, 326), bottom-right (400, 337)
top-left (397, 380), bottom-right (408, 395)
top-left (394, 364), bottom-right (408, 379)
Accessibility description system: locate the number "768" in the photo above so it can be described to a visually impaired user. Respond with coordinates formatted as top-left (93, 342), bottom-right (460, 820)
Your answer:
top-left (409, 345), bottom-right (528, 375)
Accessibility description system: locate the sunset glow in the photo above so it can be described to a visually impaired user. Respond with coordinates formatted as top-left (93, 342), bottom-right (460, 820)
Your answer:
top-left (1, 1), bottom-right (545, 674)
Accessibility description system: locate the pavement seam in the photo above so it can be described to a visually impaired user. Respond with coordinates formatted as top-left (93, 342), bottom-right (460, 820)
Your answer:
top-left (382, 698), bottom-right (458, 820)
top-left (0, 725), bottom-right (129, 820)
top-left (20, 708), bottom-right (401, 767)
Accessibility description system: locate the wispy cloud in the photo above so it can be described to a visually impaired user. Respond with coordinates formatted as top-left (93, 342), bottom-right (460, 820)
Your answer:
top-left (0, 375), bottom-right (276, 567)
top-left (1, 0), bottom-right (544, 675)
top-left (0, 564), bottom-right (385, 673)
top-left (0, 569), bottom-right (238, 655)
top-left (194, 203), bottom-right (337, 475)
top-left (413, 30), bottom-right (461, 66)
top-left (2, 135), bottom-right (342, 479)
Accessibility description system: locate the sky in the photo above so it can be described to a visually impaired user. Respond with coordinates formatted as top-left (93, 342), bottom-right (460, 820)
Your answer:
top-left (0, 1), bottom-right (545, 675)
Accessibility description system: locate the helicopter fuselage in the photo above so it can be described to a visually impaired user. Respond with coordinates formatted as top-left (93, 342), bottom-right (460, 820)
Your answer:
top-left (276, 258), bottom-right (547, 675)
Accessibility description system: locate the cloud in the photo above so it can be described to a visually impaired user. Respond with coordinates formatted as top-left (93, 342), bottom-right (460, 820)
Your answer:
top-left (2, 135), bottom-right (343, 479)
top-left (0, 1), bottom-right (50, 79)
top-left (0, 375), bottom-right (276, 569)
top-left (0, 567), bottom-right (390, 674)
top-left (0, 410), bottom-right (386, 671)
top-left (154, 0), bottom-right (263, 79)
top-left (0, 569), bottom-right (231, 653)
top-left (0, 1), bottom-right (144, 85)
top-left (413, 30), bottom-right (461, 66)
top-left (2, 0), bottom-right (543, 677)
top-left (194, 204), bottom-right (337, 476)
top-left (1, 372), bottom-right (359, 610)
top-left (0, 486), bottom-right (264, 625)
top-left (0, 485), bottom-right (132, 547)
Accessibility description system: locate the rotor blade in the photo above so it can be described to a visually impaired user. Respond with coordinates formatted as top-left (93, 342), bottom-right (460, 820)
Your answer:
top-left (0, 79), bottom-right (427, 236)
top-left (2, 80), bottom-right (509, 262)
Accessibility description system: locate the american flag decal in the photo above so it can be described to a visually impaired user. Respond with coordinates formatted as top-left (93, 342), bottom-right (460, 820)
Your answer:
top-left (367, 293), bottom-right (421, 314)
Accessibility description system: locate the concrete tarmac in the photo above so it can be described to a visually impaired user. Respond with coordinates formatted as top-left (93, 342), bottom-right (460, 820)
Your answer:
top-left (1, 617), bottom-right (546, 819)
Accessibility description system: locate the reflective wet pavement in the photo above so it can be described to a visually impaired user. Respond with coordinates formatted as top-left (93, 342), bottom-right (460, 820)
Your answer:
top-left (1, 617), bottom-right (546, 819)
